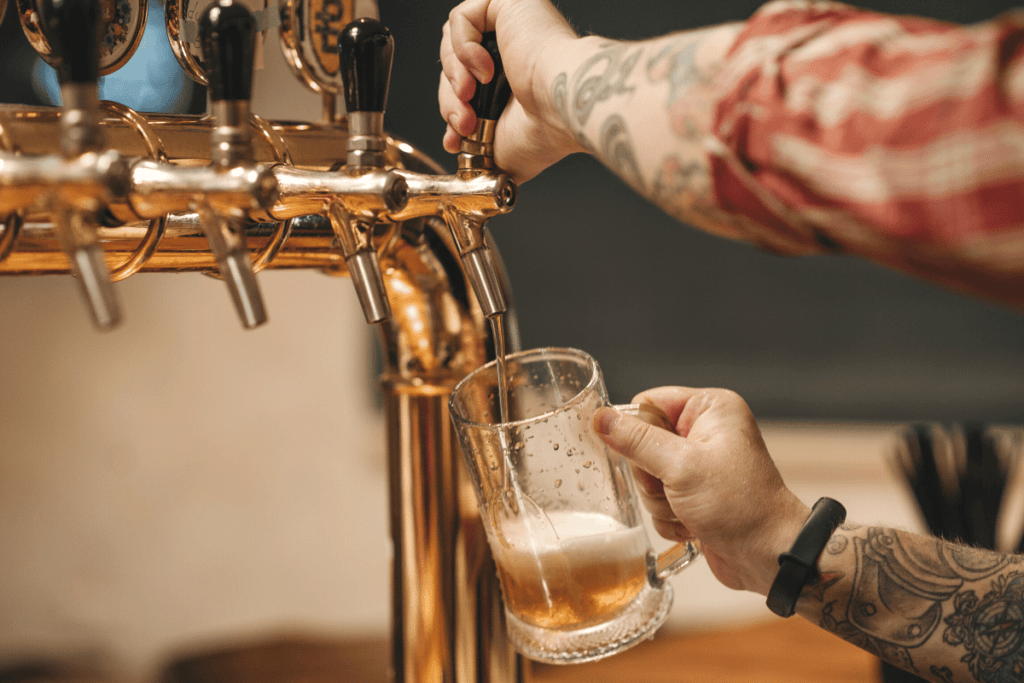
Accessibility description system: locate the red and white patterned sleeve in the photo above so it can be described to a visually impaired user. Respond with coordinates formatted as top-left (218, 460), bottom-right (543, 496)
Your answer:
top-left (707, 0), bottom-right (1024, 308)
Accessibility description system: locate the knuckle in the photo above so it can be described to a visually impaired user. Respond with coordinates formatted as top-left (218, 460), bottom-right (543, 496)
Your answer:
top-left (620, 420), bottom-right (651, 453)
top-left (714, 387), bottom-right (748, 410)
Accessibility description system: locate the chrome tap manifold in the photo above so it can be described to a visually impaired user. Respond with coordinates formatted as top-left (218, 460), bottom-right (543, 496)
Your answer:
top-left (0, 1), bottom-right (524, 683)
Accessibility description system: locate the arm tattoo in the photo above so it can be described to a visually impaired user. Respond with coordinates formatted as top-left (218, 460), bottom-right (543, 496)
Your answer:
top-left (944, 572), bottom-right (1024, 682)
top-left (600, 115), bottom-right (643, 190)
top-left (552, 43), bottom-right (641, 159)
top-left (815, 527), bottom-right (1024, 681)
top-left (551, 29), bottom-right (729, 226)
top-left (646, 39), bottom-right (706, 104)
top-left (572, 44), bottom-right (639, 128)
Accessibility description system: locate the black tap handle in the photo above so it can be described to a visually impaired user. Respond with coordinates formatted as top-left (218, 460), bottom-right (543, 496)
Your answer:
top-left (44, 0), bottom-right (102, 84)
top-left (199, 0), bottom-right (256, 102)
top-left (469, 32), bottom-right (511, 122)
top-left (339, 18), bottom-right (394, 113)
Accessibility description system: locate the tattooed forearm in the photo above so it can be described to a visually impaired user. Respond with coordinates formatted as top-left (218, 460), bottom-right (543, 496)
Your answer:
top-left (600, 115), bottom-right (643, 190)
top-left (572, 44), bottom-right (639, 129)
top-left (551, 43), bottom-right (640, 144)
top-left (807, 525), bottom-right (1024, 682)
top-left (943, 572), bottom-right (1024, 682)
top-left (548, 26), bottom-right (741, 234)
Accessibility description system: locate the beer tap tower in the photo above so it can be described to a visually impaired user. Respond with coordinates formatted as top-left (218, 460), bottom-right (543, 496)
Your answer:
top-left (0, 0), bottom-right (527, 681)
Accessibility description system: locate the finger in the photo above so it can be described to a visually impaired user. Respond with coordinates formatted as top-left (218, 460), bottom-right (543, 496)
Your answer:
top-left (639, 490), bottom-right (677, 522)
top-left (438, 73), bottom-right (476, 138)
top-left (650, 516), bottom-right (693, 543)
top-left (630, 462), bottom-right (664, 497)
top-left (440, 46), bottom-right (480, 103)
top-left (630, 386), bottom-right (707, 433)
top-left (594, 407), bottom-right (684, 483)
top-left (443, 124), bottom-right (461, 154)
top-left (633, 386), bottom-right (751, 439)
top-left (447, 0), bottom-right (495, 82)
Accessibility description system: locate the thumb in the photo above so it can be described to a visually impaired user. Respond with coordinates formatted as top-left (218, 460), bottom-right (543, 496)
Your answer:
top-left (593, 406), bottom-right (678, 480)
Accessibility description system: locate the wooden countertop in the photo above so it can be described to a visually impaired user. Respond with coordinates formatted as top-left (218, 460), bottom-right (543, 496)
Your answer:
top-left (159, 618), bottom-right (879, 683)
top-left (532, 619), bottom-right (878, 683)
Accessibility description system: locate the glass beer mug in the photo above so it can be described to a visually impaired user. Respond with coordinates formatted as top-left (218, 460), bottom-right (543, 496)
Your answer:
top-left (449, 347), bottom-right (701, 664)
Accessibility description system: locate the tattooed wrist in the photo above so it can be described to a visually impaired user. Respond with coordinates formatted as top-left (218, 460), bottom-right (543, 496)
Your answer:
top-left (810, 525), bottom-right (1024, 682)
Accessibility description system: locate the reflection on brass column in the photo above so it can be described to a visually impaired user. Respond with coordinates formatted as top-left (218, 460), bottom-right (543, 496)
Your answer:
top-left (378, 219), bottom-right (528, 683)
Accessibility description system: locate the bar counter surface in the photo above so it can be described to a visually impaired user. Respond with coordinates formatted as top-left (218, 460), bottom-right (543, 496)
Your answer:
top-left (159, 618), bottom-right (878, 683)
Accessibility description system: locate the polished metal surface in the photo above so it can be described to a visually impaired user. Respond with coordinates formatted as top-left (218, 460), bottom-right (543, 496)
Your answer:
top-left (278, 0), bottom-right (352, 94)
top-left (99, 0), bottom-right (148, 75)
top-left (166, 0), bottom-right (275, 85)
top-left (0, 5), bottom-right (528, 680)
top-left (18, 0), bottom-right (147, 76)
top-left (278, 0), bottom-right (357, 122)
top-left (0, 101), bottom-right (529, 682)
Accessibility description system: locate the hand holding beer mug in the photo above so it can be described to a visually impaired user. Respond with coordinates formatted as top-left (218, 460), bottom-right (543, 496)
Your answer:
top-left (449, 347), bottom-right (700, 664)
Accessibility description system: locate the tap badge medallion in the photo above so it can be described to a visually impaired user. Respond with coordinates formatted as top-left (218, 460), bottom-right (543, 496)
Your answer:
top-left (18, 0), bottom-right (147, 76)
top-left (279, 0), bottom-right (352, 94)
top-left (99, 0), bottom-right (147, 74)
top-left (310, 0), bottom-right (350, 76)
top-left (166, 0), bottom-right (274, 85)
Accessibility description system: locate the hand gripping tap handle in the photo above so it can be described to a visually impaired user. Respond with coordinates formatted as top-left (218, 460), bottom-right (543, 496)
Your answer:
top-left (46, 0), bottom-right (122, 329)
top-left (198, 0), bottom-right (268, 329)
top-left (468, 32), bottom-right (512, 128)
top-left (336, 17), bottom-right (396, 324)
top-left (455, 31), bottom-right (516, 319)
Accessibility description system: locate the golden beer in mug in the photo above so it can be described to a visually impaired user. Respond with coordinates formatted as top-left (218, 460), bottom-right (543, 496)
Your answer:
top-left (450, 348), bottom-right (700, 664)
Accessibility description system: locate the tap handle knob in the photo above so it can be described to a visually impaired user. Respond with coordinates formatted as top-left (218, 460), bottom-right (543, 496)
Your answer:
top-left (44, 0), bottom-right (102, 84)
top-left (339, 17), bottom-right (394, 114)
top-left (469, 32), bottom-right (511, 123)
top-left (199, 0), bottom-right (256, 103)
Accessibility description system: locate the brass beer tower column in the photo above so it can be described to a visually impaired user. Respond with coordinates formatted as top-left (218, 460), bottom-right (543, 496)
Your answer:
top-left (331, 18), bottom-right (527, 683)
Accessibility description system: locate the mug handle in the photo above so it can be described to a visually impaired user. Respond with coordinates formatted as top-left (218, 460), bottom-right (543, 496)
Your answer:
top-left (616, 402), bottom-right (702, 582)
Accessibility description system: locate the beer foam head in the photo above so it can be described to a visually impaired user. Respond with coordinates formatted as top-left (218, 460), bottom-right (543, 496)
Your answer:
top-left (498, 509), bottom-right (634, 553)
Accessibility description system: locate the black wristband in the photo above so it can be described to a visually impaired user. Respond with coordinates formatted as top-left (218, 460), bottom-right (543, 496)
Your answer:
top-left (766, 497), bottom-right (846, 618)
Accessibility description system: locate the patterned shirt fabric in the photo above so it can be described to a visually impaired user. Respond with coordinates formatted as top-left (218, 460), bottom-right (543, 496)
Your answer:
top-left (707, 0), bottom-right (1024, 309)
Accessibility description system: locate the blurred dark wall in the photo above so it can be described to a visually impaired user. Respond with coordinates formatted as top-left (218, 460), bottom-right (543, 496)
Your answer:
top-left (381, 0), bottom-right (1024, 422)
